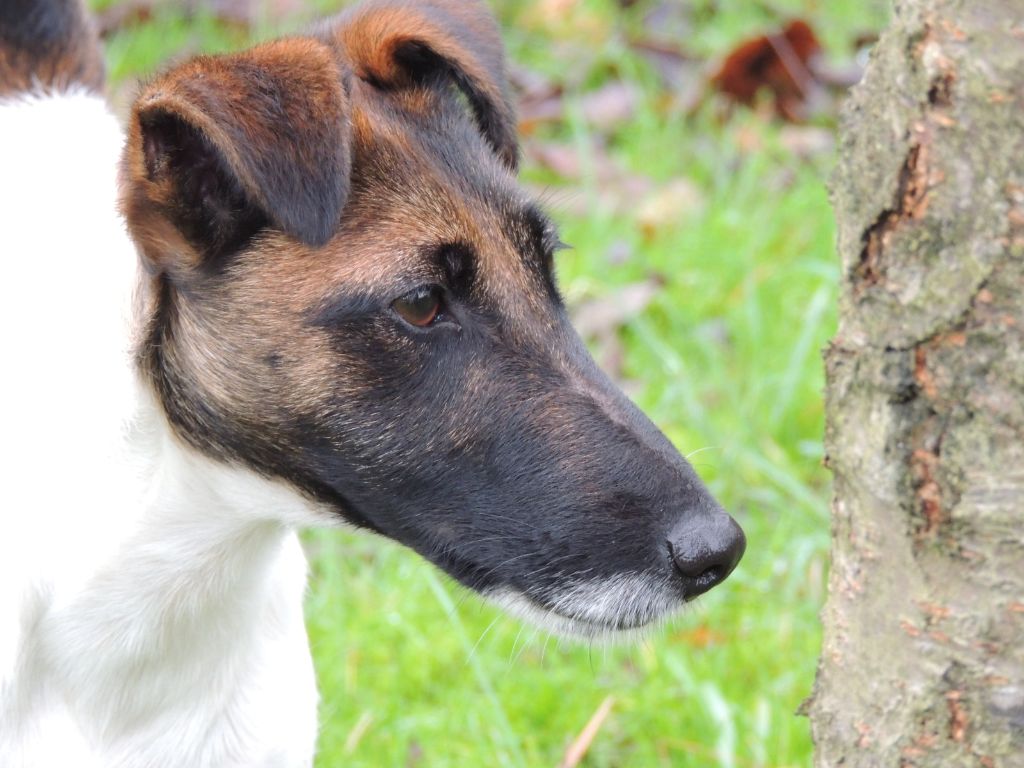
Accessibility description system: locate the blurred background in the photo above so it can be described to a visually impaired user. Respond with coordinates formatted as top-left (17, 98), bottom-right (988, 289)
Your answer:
top-left (90, 0), bottom-right (890, 765)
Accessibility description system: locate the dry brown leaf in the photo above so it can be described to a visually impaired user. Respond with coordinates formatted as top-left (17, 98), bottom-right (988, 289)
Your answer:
top-left (631, 39), bottom-right (702, 99)
top-left (537, 0), bottom-right (578, 20)
top-left (95, 0), bottom-right (157, 37)
top-left (778, 125), bottom-right (836, 158)
top-left (518, 96), bottom-right (567, 135)
top-left (640, 1), bottom-right (693, 42)
top-left (572, 278), bottom-right (664, 341)
top-left (509, 65), bottom-right (561, 103)
top-left (735, 124), bottom-right (765, 154)
top-left (672, 624), bottom-right (727, 648)
top-left (810, 59), bottom-right (865, 90)
top-left (710, 19), bottom-right (824, 122)
top-left (636, 179), bottom-right (705, 238)
top-left (558, 696), bottom-right (616, 768)
top-left (579, 81), bottom-right (640, 130)
top-left (521, 0), bottom-right (610, 40)
top-left (522, 173), bottom-right (655, 218)
top-left (605, 239), bottom-right (634, 266)
top-left (572, 277), bottom-right (662, 382)
top-left (202, 0), bottom-right (253, 23)
top-left (96, 0), bottom-right (308, 37)
top-left (519, 81), bottom-right (639, 134)
top-left (523, 139), bottom-right (670, 220)
top-left (525, 141), bottom-right (620, 182)
top-left (510, 64), bottom-right (563, 137)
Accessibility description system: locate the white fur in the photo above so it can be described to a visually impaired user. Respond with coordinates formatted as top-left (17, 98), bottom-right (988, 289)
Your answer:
top-left (0, 91), bottom-right (329, 767)
top-left (486, 572), bottom-right (681, 644)
top-left (0, 87), bottom-right (672, 767)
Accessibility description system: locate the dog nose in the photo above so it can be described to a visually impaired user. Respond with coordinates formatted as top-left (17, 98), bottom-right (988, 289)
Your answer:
top-left (667, 514), bottom-right (746, 599)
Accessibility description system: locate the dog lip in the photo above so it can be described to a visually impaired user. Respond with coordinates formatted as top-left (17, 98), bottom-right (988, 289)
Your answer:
top-left (427, 544), bottom-right (501, 592)
top-left (515, 589), bottom-right (668, 633)
top-left (426, 548), bottom-right (675, 633)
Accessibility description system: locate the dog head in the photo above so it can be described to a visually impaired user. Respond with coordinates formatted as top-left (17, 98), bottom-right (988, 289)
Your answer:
top-left (121, 0), bottom-right (745, 638)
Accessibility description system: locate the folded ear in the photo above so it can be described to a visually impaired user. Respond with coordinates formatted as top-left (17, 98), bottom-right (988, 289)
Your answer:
top-left (122, 38), bottom-right (351, 272)
top-left (334, 0), bottom-right (518, 171)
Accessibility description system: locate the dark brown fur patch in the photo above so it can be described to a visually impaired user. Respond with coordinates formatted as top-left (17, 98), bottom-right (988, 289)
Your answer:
top-left (0, 0), bottom-right (104, 97)
top-left (122, 37), bottom-right (351, 273)
top-left (329, 0), bottom-right (519, 170)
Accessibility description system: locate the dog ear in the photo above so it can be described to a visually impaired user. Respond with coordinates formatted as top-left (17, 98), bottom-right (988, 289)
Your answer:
top-left (334, 0), bottom-right (518, 171)
top-left (122, 38), bottom-right (351, 272)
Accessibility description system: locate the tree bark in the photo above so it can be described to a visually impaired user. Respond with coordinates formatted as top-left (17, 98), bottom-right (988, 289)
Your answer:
top-left (808, 1), bottom-right (1024, 765)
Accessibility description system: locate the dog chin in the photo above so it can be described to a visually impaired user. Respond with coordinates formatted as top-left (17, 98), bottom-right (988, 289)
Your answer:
top-left (483, 573), bottom-right (683, 643)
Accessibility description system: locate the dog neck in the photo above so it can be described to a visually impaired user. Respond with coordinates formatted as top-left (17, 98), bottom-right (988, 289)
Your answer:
top-left (31, 340), bottom-right (322, 764)
top-left (41, 422), bottom-right (315, 738)
top-left (1, 89), bottom-right (320, 766)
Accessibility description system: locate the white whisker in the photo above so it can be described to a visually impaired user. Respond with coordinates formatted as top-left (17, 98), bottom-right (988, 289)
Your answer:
top-left (483, 572), bottom-right (685, 646)
top-left (685, 445), bottom-right (716, 460)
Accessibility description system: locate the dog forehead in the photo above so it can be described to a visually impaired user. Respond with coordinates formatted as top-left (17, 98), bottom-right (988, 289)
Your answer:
top-left (346, 84), bottom-right (511, 219)
top-left (331, 90), bottom-right (550, 302)
top-left (222, 79), bottom-right (553, 337)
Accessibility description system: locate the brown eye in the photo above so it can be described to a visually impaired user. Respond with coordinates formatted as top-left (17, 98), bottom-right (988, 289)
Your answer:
top-left (392, 286), bottom-right (443, 327)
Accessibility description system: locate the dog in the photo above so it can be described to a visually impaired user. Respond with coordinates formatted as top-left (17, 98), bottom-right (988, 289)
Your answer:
top-left (0, 0), bottom-right (746, 765)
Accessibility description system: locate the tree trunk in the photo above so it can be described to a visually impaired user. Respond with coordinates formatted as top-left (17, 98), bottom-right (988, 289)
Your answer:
top-left (808, 1), bottom-right (1024, 765)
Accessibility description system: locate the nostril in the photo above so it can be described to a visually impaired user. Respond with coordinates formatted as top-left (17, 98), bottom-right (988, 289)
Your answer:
top-left (666, 514), bottom-right (746, 599)
top-left (666, 542), bottom-right (725, 585)
top-left (697, 565), bottom-right (724, 585)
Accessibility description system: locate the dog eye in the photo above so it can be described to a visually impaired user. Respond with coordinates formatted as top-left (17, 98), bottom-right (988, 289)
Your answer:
top-left (392, 285), bottom-right (443, 327)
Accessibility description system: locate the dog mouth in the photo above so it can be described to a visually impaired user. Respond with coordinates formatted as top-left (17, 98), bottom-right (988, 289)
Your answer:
top-left (421, 542), bottom-right (691, 641)
top-left (483, 574), bottom-right (684, 641)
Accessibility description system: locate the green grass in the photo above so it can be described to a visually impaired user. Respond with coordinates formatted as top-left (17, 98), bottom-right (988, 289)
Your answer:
top-left (95, 0), bottom-right (889, 765)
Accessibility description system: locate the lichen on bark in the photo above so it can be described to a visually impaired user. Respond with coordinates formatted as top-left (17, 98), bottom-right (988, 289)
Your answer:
top-left (808, 1), bottom-right (1024, 766)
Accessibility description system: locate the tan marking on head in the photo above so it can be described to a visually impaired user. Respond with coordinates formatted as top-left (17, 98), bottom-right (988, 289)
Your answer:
top-left (337, 80), bottom-right (557, 344)
top-left (329, 0), bottom-right (518, 170)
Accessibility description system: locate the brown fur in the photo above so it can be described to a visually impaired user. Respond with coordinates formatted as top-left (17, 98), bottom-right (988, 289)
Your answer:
top-left (123, 37), bottom-right (351, 273)
top-left (329, 0), bottom-right (519, 170)
top-left (0, 0), bottom-right (104, 97)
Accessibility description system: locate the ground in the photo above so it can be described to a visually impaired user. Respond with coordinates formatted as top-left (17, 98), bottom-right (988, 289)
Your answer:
top-left (93, 1), bottom-right (889, 765)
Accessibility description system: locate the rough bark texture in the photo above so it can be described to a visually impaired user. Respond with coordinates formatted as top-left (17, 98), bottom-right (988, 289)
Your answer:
top-left (808, 1), bottom-right (1024, 766)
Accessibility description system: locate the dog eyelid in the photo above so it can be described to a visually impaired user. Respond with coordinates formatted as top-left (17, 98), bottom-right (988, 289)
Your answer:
top-left (392, 284), bottom-right (446, 329)
top-left (519, 205), bottom-right (565, 281)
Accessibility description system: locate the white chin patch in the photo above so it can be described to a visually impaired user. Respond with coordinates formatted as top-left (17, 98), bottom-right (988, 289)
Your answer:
top-left (484, 572), bottom-right (682, 642)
